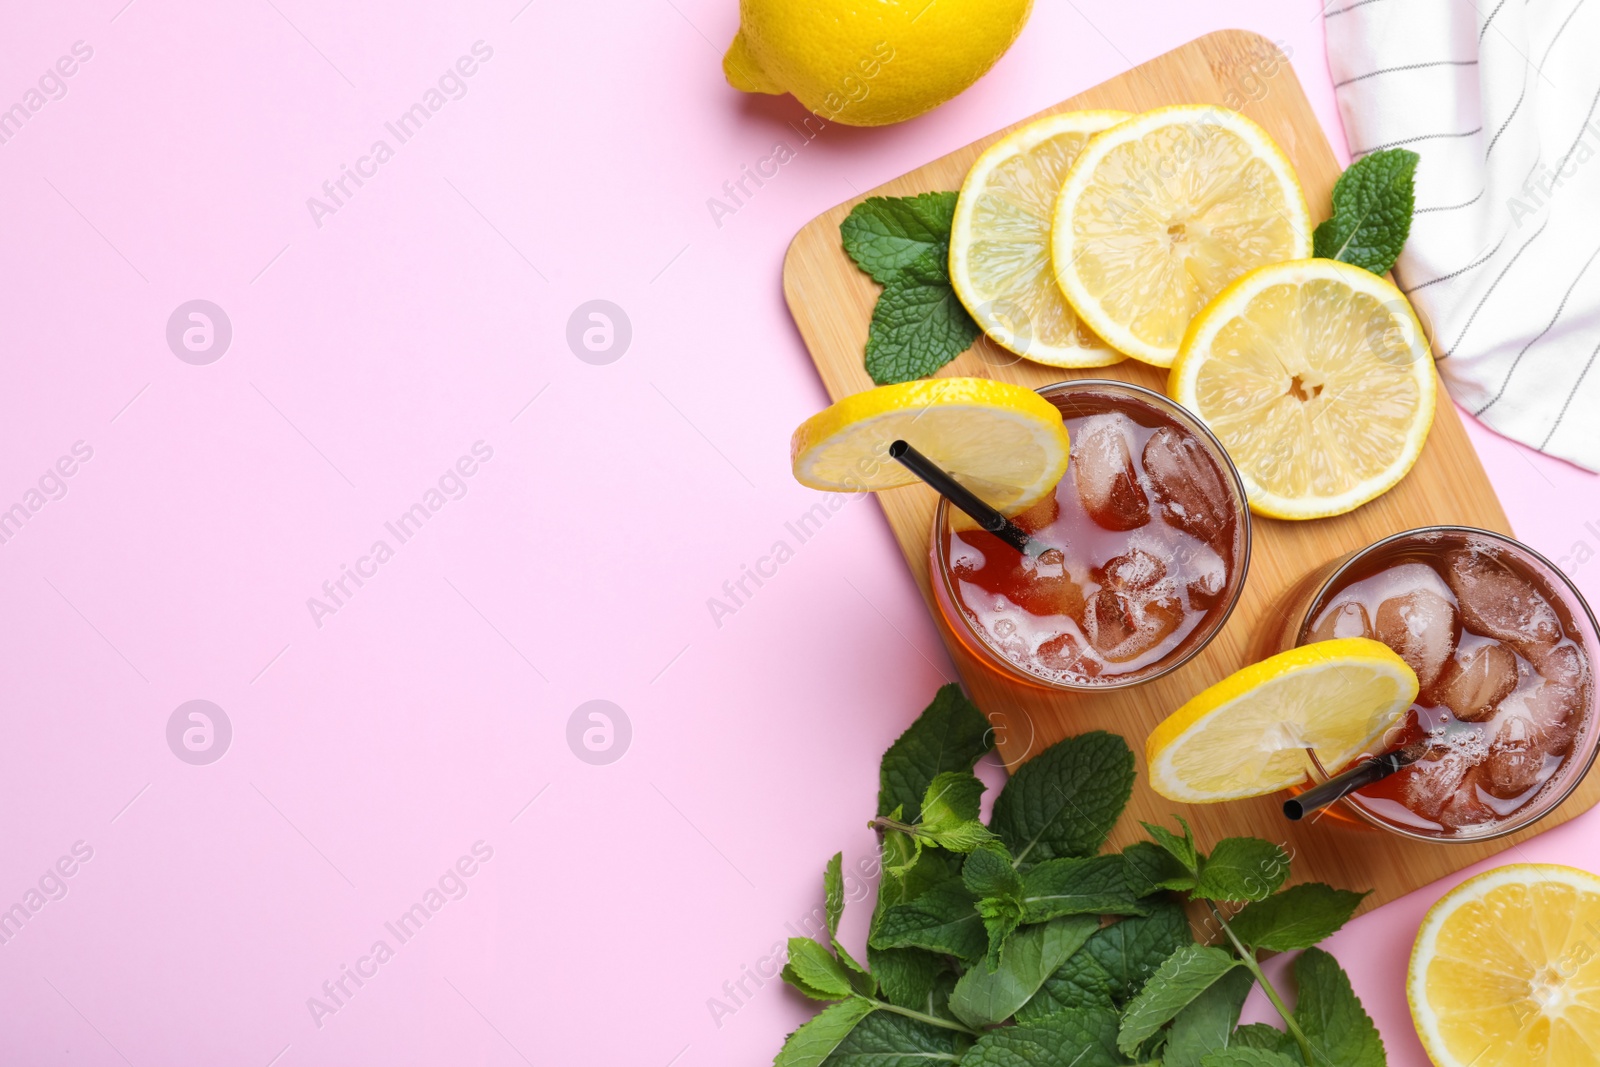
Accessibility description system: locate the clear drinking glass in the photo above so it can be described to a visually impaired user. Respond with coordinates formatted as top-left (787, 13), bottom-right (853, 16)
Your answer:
top-left (1284, 526), bottom-right (1600, 842)
top-left (929, 379), bottom-right (1252, 692)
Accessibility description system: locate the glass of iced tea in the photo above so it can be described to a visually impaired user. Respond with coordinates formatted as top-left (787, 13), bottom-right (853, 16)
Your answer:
top-left (929, 379), bottom-right (1251, 691)
top-left (1289, 527), bottom-right (1600, 841)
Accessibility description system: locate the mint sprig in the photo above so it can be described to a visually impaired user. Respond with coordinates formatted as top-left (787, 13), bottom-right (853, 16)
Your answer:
top-left (841, 195), bottom-right (979, 384)
top-left (771, 688), bottom-right (1387, 1067)
top-left (1312, 148), bottom-right (1419, 275)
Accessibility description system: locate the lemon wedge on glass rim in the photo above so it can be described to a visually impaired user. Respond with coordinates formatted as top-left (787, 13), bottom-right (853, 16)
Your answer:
top-left (790, 378), bottom-right (1069, 515)
top-left (1051, 105), bottom-right (1312, 367)
top-left (949, 110), bottom-right (1130, 368)
top-left (1409, 863), bottom-right (1600, 1067)
top-left (1145, 637), bottom-right (1418, 803)
top-left (1169, 258), bottom-right (1436, 520)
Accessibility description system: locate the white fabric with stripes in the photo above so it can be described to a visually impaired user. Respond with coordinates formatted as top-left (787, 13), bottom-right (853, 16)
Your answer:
top-left (1324, 0), bottom-right (1600, 471)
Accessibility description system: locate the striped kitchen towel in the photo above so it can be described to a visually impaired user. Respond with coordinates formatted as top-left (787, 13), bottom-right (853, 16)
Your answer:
top-left (1324, 0), bottom-right (1600, 471)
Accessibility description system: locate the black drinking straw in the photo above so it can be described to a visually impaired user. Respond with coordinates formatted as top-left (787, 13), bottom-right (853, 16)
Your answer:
top-left (889, 440), bottom-right (1052, 559)
top-left (1283, 741), bottom-right (1424, 821)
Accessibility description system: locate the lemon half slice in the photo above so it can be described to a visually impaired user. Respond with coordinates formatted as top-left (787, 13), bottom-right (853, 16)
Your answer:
top-left (790, 378), bottom-right (1070, 514)
top-left (1052, 105), bottom-right (1312, 367)
top-left (1146, 638), bottom-right (1418, 803)
top-left (1170, 258), bottom-right (1436, 520)
top-left (950, 110), bottom-right (1130, 368)
top-left (1410, 864), bottom-right (1600, 1067)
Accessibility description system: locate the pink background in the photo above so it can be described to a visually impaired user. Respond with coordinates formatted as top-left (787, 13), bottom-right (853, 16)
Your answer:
top-left (2, 1), bottom-right (1597, 1064)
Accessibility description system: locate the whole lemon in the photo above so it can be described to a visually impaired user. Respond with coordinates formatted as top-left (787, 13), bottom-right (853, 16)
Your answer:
top-left (723, 0), bottom-right (1033, 127)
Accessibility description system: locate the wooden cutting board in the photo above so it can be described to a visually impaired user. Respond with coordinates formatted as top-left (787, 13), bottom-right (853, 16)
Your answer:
top-left (783, 29), bottom-right (1600, 913)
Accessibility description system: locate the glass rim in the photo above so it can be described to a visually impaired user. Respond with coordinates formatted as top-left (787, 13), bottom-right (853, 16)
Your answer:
top-left (933, 377), bottom-right (1254, 692)
top-left (1299, 524), bottom-right (1600, 843)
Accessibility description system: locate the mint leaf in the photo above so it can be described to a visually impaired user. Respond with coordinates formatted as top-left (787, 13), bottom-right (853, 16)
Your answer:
top-left (866, 945), bottom-right (945, 1012)
top-left (916, 771), bottom-right (997, 853)
top-left (1141, 817), bottom-right (1200, 875)
top-left (818, 1010), bottom-right (967, 1067)
top-left (782, 938), bottom-right (856, 1001)
top-left (921, 771), bottom-right (984, 825)
top-left (881, 829), bottom-right (924, 880)
top-left (775, 997), bottom-right (876, 1067)
top-left (1020, 854), bottom-right (1152, 922)
top-left (1017, 897), bottom-right (1192, 1023)
top-left (963, 1010), bottom-right (1124, 1067)
top-left (870, 877), bottom-right (986, 963)
top-left (1294, 947), bottom-right (1385, 1067)
top-left (1193, 838), bottom-right (1289, 902)
top-left (873, 837), bottom-right (960, 947)
top-left (879, 685), bottom-right (993, 821)
top-left (948, 915), bottom-right (1098, 1028)
top-left (821, 853), bottom-right (873, 992)
top-left (990, 731), bottom-right (1134, 866)
top-left (963, 847), bottom-right (1024, 968)
top-left (963, 845), bottom-right (1023, 899)
top-left (1232, 1025), bottom-right (1303, 1061)
top-left (1014, 951), bottom-right (1116, 1024)
top-left (1229, 884), bottom-right (1368, 951)
top-left (1163, 967), bottom-right (1256, 1067)
top-left (824, 853), bottom-right (847, 934)
top-left (841, 192), bottom-right (959, 286)
top-left (863, 254), bottom-right (980, 385)
top-left (1123, 840), bottom-right (1199, 894)
top-left (1311, 148), bottom-right (1418, 275)
top-left (1083, 896), bottom-right (1194, 1004)
top-left (1117, 944), bottom-right (1243, 1055)
top-left (1202, 1049), bottom-right (1304, 1067)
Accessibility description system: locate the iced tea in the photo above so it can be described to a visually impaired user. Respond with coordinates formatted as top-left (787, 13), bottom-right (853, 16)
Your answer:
top-left (1297, 528), bottom-right (1599, 839)
top-left (931, 380), bottom-right (1250, 690)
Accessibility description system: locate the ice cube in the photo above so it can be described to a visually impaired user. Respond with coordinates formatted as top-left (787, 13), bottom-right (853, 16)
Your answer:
top-left (1496, 682), bottom-right (1582, 757)
top-left (1071, 415), bottom-right (1150, 532)
top-left (1013, 493), bottom-right (1062, 533)
top-left (1529, 641), bottom-right (1590, 690)
top-left (1038, 631), bottom-right (1095, 676)
top-left (1402, 749), bottom-right (1473, 822)
top-left (1479, 680), bottom-right (1579, 801)
top-left (1141, 426), bottom-right (1230, 545)
top-left (1308, 601), bottom-right (1373, 643)
top-left (1006, 569), bottom-right (1088, 623)
top-left (1374, 589), bottom-right (1460, 691)
top-left (1084, 588), bottom-right (1183, 663)
top-left (1442, 548), bottom-right (1564, 657)
top-left (1482, 736), bottom-right (1546, 800)
top-left (1432, 640), bottom-right (1518, 722)
top-left (1098, 548), bottom-right (1166, 591)
top-left (1439, 775), bottom-right (1497, 830)
top-left (1168, 541), bottom-right (1228, 610)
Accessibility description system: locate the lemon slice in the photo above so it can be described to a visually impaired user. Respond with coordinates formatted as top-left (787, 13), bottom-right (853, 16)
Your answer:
top-left (950, 110), bottom-right (1131, 368)
top-left (1146, 638), bottom-right (1418, 803)
top-left (1410, 864), bottom-right (1600, 1067)
top-left (1052, 105), bottom-right (1312, 367)
top-left (790, 378), bottom-right (1069, 514)
top-left (1170, 258), bottom-right (1436, 520)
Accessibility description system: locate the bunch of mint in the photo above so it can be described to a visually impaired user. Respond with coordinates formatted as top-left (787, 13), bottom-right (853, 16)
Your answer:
top-left (841, 193), bottom-right (978, 385)
top-left (773, 685), bottom-right (1386, 1067)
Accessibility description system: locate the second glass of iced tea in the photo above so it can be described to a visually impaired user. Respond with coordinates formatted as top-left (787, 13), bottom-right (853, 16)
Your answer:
top-left (1286, 527), bottom-right (1600, 841)
top-left (930, 380), bottom-right (1251, 691)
